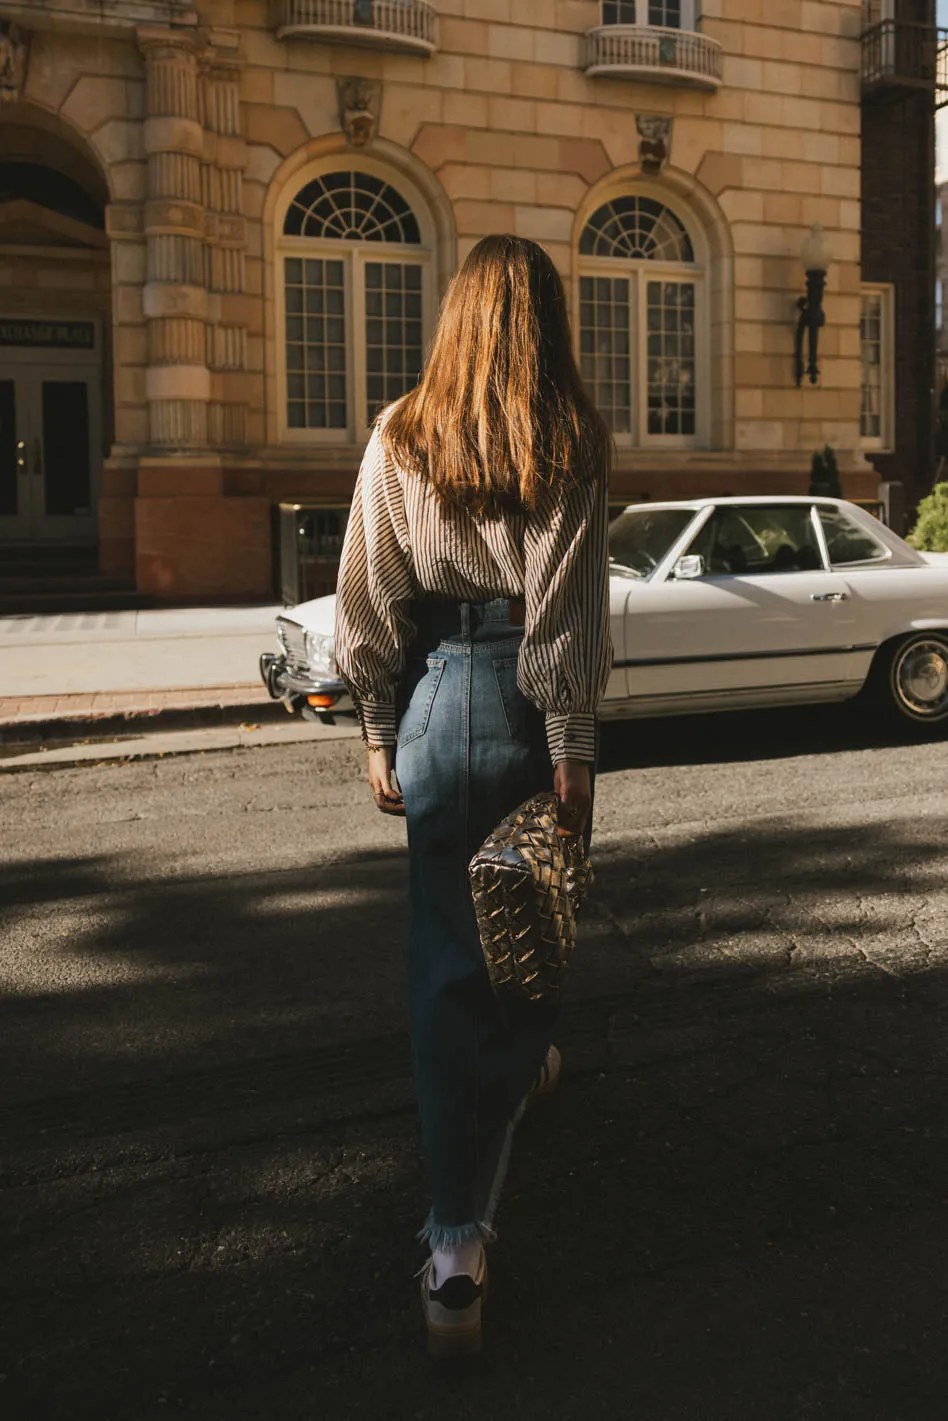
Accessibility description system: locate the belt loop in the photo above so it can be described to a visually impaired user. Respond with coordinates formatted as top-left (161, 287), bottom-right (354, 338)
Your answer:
top-left (460, 602), bottom-right (471, 638)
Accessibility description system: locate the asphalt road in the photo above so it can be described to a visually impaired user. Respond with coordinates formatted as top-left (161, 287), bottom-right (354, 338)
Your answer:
top-left (2, 708), bottom-right (948, 1420)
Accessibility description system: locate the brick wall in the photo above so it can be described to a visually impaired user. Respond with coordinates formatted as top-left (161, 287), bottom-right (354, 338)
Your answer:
top-left (935, 179), bottom-right (948, 387)
top-left (860, 1), bottom-right (937, 506)
top-left (862, 93), bottom-right (935, 504)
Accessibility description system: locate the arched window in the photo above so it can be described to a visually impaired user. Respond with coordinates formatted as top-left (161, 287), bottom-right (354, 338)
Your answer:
top-left (577, 194), bottom-right (704, 446)
top-left (278, 168), bottom-right (432, 441)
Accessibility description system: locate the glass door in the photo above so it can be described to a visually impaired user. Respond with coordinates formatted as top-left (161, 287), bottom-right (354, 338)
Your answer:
top-left (0, 378), bottom-right (20, 529)
top-left (39, 376), bottom-right (95, 537)
top-left (0, 365), bottom-right (99, 541)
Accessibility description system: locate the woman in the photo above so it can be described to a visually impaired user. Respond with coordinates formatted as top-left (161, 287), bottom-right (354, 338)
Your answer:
top-left (334, 234), bottom-right (612, 1356)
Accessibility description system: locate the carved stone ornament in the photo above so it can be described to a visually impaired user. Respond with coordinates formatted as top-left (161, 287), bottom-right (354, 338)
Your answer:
top-left (636, 115), bottom-right (672, 177)
top-left (0, 22), bottom-right (29, 104)
top-left (337, 77), bottom-right (381, 150)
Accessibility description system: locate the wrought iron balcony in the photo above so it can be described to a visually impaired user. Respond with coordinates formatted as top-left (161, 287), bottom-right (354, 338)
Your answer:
top-left (275, 0), bottom-right (437, 56)
top-left (585, 23), bottom-right (722, 90)
top-left (861, 19), bottom-right (946, 101)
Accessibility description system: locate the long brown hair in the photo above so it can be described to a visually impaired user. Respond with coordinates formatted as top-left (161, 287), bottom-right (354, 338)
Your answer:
top-left (382, 234), bottom-right (611, 515)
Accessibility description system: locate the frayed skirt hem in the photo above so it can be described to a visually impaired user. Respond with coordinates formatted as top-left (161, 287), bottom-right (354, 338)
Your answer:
top-left (416, 1213), bottom-right (497, 1253)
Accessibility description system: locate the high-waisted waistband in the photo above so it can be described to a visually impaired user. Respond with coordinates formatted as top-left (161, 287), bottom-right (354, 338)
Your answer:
top-left (412, 596), bottom-right (525, 643)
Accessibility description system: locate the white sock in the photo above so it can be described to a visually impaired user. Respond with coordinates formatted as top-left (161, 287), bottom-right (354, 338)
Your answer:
top-left (432, 1239), bottom-right (483, 1288)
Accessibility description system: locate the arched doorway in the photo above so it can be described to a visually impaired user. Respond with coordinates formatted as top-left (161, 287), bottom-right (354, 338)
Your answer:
top-left (0, 106), bottom-right (111, 547)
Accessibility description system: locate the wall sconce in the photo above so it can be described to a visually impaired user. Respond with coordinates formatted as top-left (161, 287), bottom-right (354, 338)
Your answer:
top-left (794, 223), bottom-right (831, 387)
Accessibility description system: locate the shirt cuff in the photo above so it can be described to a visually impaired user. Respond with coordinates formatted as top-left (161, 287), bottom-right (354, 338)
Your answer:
top-left (359, 700), bottom-right (398, 746)
top-left (545, 712), bottom-right (597, 766)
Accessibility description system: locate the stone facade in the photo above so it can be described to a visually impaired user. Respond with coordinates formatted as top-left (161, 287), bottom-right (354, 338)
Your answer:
top-left (0, 0), bottom-right (933, 597)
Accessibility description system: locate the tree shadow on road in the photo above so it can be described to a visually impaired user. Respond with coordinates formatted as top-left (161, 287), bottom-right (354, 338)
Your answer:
top-left (598, 699), bottom-right (937, 772)
top-left (2, 771), bottom-right (948, 1418)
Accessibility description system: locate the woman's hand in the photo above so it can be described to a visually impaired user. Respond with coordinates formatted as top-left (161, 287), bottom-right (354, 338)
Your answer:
top-left (553, 759), bottom-right (591, 837)
top-left (367, 746), bottom-right (405, 816)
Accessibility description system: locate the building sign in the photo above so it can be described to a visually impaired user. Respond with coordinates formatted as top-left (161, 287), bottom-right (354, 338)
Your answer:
top-left (0, 320), bottom-right (95, 350)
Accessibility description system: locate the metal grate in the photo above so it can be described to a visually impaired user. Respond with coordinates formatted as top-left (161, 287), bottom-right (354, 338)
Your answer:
top-left (277, 617), bottom-right (310, 674)
top-left (861, 19), bottom-right (941, 94)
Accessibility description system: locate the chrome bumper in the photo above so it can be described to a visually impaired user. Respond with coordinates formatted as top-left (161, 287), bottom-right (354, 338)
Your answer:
top-left (259, 652), bottom-right (352, 718)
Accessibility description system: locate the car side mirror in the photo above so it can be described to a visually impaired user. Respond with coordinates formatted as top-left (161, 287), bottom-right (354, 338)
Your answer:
top-left (672, 554), bottom-right (705, 580)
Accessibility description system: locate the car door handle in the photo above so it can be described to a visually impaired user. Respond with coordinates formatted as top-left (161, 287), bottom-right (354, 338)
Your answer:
top-left (811, 591), bottom-right (848, 602)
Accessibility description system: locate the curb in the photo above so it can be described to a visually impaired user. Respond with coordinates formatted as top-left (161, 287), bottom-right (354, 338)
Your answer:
top-left (0, 698), bottom-right (296, 746)
top-left (0, 716), bottom-right (361, 774)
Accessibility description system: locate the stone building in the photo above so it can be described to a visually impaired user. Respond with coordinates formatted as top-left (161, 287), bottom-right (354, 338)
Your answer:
top-left (0, 0), bottom-right (939, 599)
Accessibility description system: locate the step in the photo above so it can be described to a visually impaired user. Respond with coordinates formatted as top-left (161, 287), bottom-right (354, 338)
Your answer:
top-left (0, 589), bottom-right (153, 615)
top-left (0, 546), bottom-right (97, 565)
top-left (0, 559), bottom-right (100, 577)
top-left (0, 575), bottom-right (133, 595)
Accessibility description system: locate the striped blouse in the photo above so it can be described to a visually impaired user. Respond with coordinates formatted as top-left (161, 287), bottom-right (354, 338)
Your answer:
top-left (333, 415), bottom-right (613, 767)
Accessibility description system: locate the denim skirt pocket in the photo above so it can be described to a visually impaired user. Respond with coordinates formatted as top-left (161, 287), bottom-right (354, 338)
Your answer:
top-left (398, 655), bottom-right (447, 747)
top-left (491, 654), bottom-right (533, 742)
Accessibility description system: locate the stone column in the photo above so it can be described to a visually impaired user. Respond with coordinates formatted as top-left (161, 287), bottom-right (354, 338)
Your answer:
top-left (200, 28), bottom-right (248, 449)
top-left (138, 27), bottom-right (209, 449)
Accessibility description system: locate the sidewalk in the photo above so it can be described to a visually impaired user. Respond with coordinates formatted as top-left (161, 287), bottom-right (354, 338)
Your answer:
top-left (0, 605), bottom-right (283, 736)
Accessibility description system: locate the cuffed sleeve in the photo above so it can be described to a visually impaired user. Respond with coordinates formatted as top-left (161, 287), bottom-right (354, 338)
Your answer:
top-left (519, 472), bottom-right (612, 768)
top-left (333, 423), bottom-right (416, 745)
top-left (544, 711), bottom-right (597, 767)
top-left (358, 701), bottom-right (399, 745)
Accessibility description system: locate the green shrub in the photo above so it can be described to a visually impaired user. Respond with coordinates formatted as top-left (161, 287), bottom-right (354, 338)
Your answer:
top-left (906, 482), bottom-right (948, 551)
top-left (808, 445), bottom-right (842, 499)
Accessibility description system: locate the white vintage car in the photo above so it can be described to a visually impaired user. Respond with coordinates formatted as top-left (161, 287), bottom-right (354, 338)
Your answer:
top-left (259, 496), bottom-right (948, 730)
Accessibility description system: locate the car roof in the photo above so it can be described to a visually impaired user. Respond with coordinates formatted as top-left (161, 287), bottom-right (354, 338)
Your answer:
top-left (614, 495), bottom-right (851, 512)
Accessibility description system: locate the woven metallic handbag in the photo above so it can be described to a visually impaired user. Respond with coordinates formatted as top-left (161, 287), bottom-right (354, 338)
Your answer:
top-left (468, 792), bottom-right (594, 1004)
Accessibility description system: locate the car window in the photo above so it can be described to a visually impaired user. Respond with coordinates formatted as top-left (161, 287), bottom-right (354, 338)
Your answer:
top-left (687, 505), bottom-right (823, 576)
top-left (818, 507), bottom-right (889, 566)
top-left (608, 507), bottom-right (695, 577)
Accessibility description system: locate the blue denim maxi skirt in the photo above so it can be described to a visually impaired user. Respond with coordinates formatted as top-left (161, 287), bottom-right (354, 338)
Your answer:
top-left (395, 597), bottom-right (563, 1251)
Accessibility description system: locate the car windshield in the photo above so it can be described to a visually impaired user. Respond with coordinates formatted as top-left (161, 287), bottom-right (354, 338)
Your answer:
top-left (608, 507), bottom-right (696, 577)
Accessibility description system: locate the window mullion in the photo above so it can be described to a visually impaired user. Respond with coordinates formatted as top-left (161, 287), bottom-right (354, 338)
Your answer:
top-left (635, 271), bottom-right (646, 446)
top-left (351, 252), bottom-right (366, 442)
top-left (859, 284), bottom-right (892, 450)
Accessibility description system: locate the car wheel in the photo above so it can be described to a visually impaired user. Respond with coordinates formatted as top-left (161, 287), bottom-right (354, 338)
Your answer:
top-left (872, 631), bottom-right (948, 727)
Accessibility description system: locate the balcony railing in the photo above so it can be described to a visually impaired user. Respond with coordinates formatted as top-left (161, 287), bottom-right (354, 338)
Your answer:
top-left (275, 0), bottom-right (437, 56)
top-left (585, 24), bottom-right (722, 90)
top-left (861, 19), bottom-right (942, 98)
